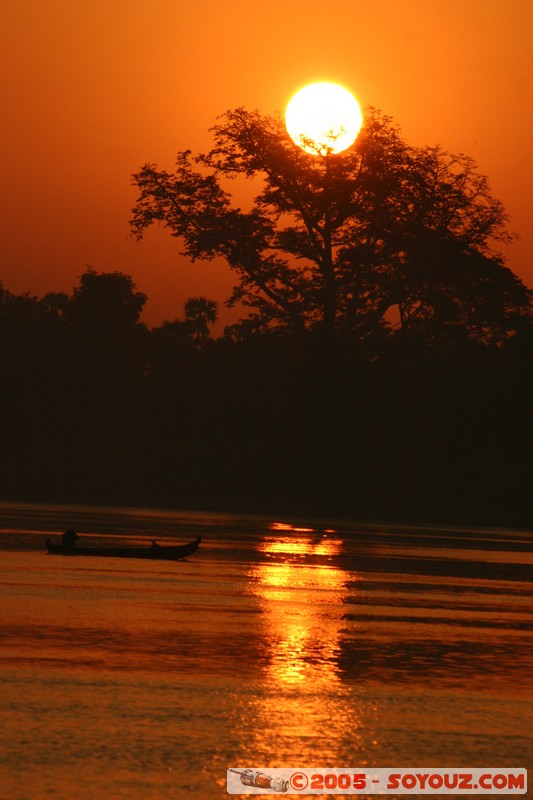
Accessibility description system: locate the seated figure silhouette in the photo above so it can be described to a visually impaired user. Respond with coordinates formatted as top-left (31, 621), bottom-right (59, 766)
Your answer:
top-left (62, 529), bottom-right (79, 549)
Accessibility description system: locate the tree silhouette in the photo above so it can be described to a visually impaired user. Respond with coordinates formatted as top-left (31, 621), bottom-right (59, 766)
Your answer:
top-left (131, 107), bottom-right (531, 344)
top-left (184, 296), bottom-right (218, 343)
top-left (41, 291), bottom-right (70, 317)
top-left (61, 269), bottom-right (150, 404)
top-left (68, 268), bottom-right (147, 331)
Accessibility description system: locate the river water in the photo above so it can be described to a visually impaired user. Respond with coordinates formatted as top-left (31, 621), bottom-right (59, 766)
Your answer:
top-left (0, 502), bottom-right (531, 799)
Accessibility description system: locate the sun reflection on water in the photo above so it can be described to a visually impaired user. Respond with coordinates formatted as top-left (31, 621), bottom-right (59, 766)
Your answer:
top-left (237, 532), bottom-right (381, 768)
top-left (251, 534), bottom-right (348, 686)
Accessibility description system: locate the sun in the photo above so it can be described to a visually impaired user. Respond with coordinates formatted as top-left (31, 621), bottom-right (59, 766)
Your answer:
top-left (285, 82), bottom-right (363, 156)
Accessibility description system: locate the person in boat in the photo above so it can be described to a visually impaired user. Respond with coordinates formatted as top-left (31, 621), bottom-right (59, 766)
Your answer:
top-left (62, 529), bottom-right (79, 549)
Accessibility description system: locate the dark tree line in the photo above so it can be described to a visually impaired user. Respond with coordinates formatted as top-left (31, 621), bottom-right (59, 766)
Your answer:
top-left (0, 266), bottom-right (531, 526)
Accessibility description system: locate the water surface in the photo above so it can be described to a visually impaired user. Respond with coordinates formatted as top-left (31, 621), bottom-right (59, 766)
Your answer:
top-left (0, 502), bottom-right (531, 799)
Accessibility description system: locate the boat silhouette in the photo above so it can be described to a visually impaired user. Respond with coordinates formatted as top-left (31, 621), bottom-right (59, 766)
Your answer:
top-left (45, 535), bottom-right (202, 560)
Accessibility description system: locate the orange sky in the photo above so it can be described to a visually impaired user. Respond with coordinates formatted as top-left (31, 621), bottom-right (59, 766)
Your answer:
top-left (1, 0), bottom-right (532, 329)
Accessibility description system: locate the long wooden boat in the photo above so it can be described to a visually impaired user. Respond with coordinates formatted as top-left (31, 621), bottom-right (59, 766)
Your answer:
top-left (45, 536), bottom-right (201, 560)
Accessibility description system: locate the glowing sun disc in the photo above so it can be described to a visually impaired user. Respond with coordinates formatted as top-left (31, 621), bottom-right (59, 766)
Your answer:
top-left (286, 82), bottom-right (363, 155)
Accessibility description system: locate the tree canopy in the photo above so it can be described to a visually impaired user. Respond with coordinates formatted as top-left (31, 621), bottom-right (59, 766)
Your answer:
top-left (67, 268), bottom-right (148, 331)
top-left (131, 107), bottom-right (531, 344)
top-left (184, 296), bottom-right (218, 343)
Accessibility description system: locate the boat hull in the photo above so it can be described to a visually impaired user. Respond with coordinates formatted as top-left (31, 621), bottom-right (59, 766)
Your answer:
top-left (45, 536), bottom-right (201, 560)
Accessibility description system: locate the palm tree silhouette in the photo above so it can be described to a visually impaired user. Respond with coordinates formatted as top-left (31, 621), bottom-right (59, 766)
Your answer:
top-left (184, 297), bottom-right (218, 343)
